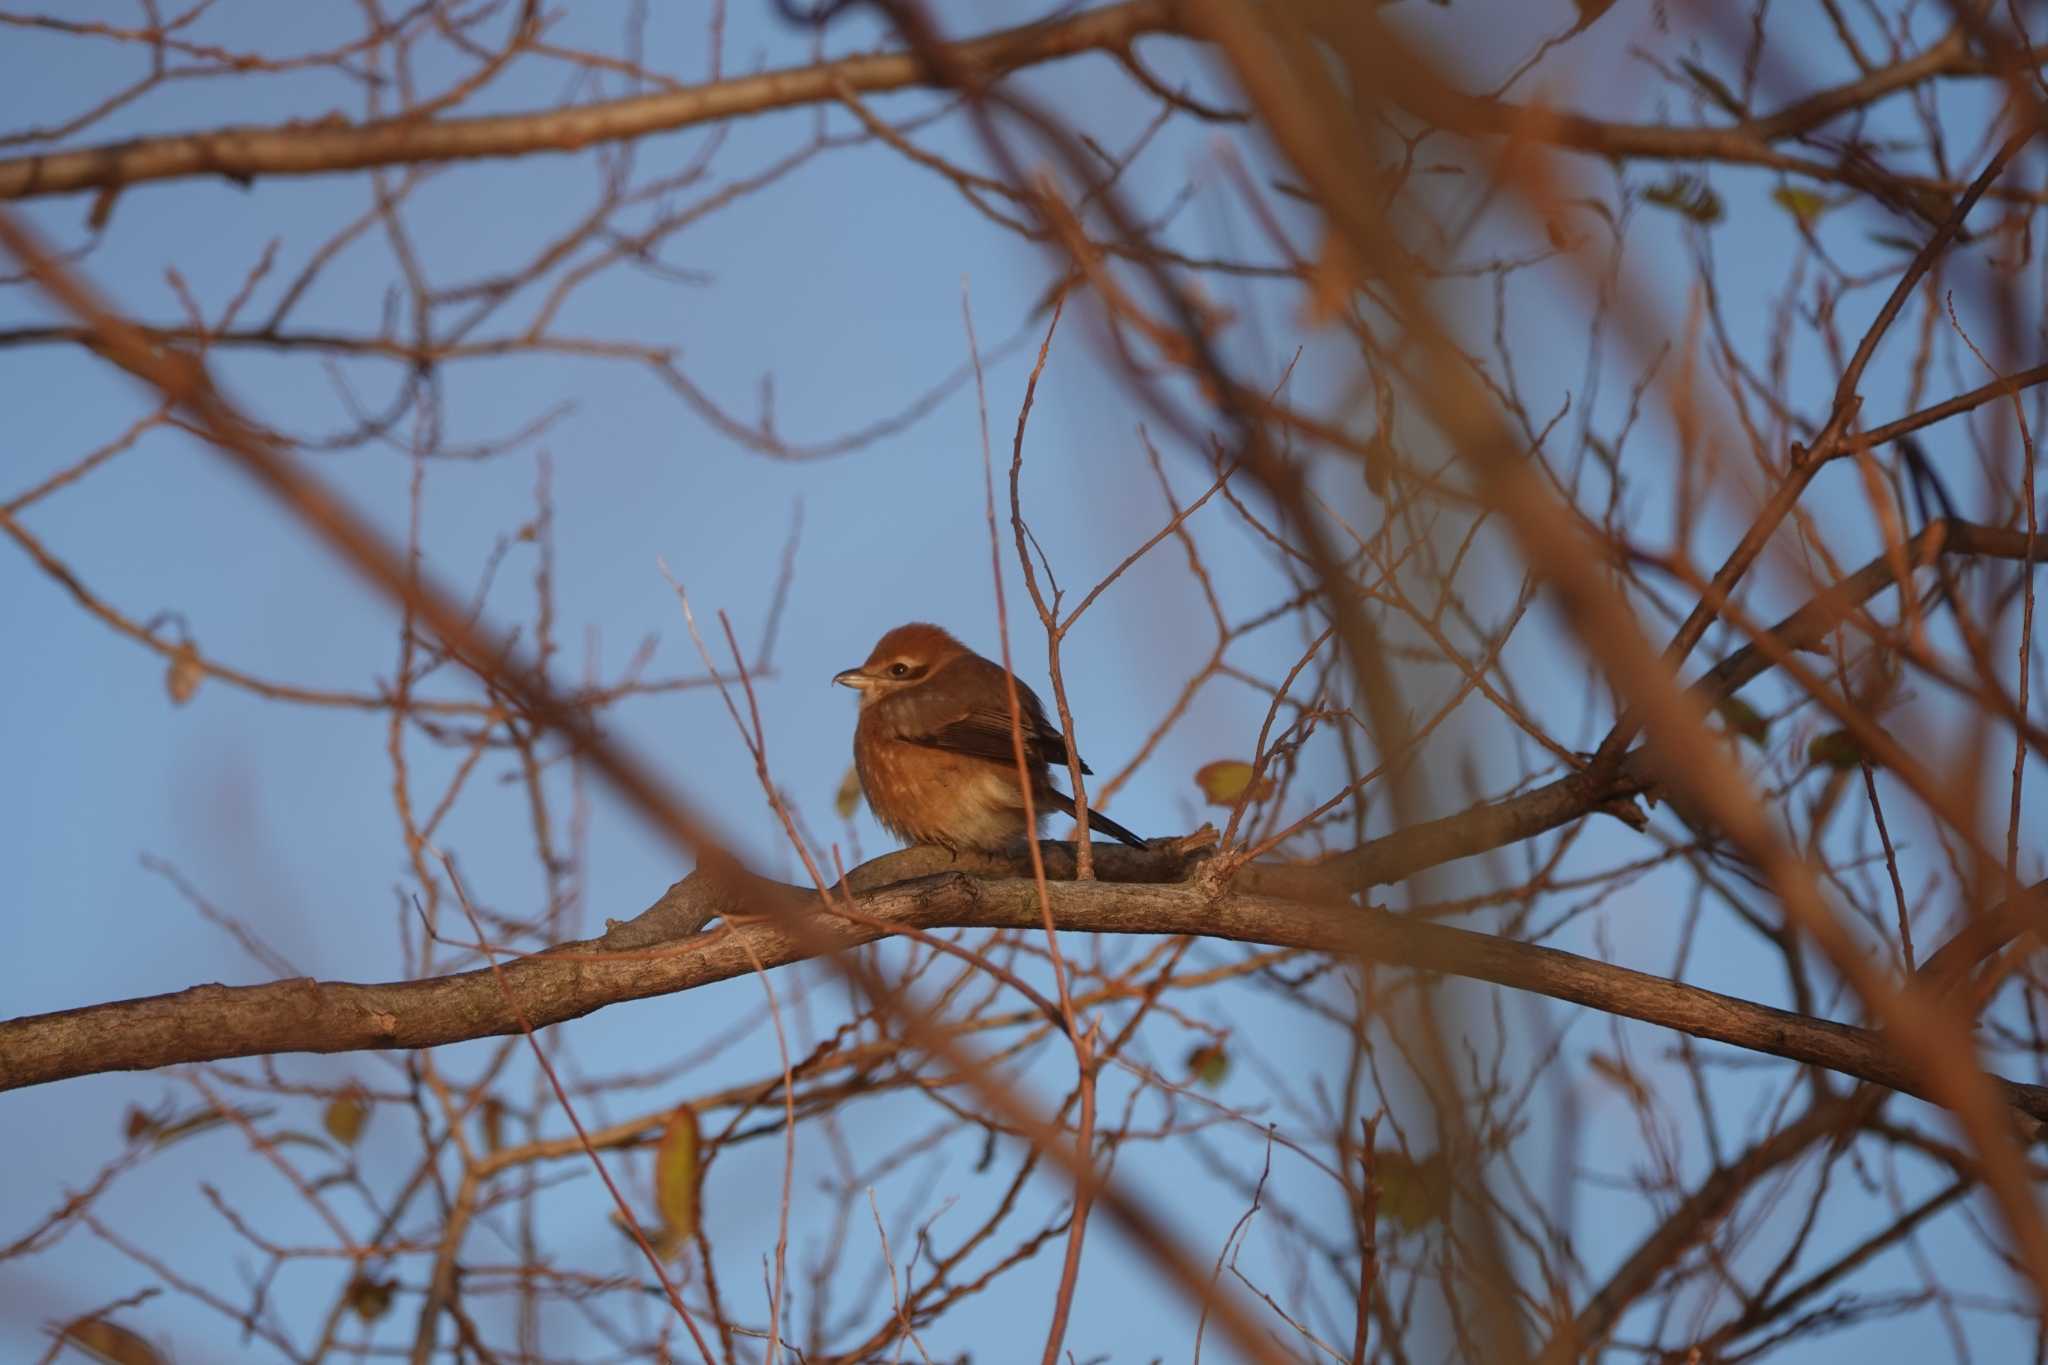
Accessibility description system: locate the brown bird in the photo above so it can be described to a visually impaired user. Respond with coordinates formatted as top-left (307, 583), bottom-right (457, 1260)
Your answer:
top-left (833, 623), bottom-right (1147, 853)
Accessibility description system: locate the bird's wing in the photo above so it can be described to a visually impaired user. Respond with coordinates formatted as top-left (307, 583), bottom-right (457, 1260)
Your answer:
top-left (882, 655), bottom-right (1091, 774)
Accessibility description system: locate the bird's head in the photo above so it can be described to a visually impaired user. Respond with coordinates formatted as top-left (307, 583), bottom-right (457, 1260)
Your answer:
top-left (833, 622), bottom-right (968, 706)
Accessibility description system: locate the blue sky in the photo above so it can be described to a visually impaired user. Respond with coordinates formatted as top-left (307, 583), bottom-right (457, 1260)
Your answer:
top-left (4, 2), bottom-right (2043, 1361)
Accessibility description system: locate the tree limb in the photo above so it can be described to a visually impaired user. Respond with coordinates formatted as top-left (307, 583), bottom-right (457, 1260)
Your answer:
top-left (0, 1), bottom-right (1188, 201)
top-left (7, 850), bottom-right (2046, 1128)
top-left (0, 3), bottom-right (2027, 207)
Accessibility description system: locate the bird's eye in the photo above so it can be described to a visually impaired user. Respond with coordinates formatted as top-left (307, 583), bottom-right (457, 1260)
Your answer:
top-left (889, 662), bottom-right (910, 677)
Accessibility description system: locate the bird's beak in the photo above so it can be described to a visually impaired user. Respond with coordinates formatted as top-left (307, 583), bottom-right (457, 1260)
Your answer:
top-left (832, 666), bottom-right (873, 690)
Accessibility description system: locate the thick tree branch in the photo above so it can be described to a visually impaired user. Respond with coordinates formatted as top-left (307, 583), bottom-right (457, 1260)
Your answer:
top-left (0, 4), bottom-right (2025, 207)
top-left (0, 1), bottom-right (1188, 201)
top-left (7, 851), bottom-right (2047, 1130)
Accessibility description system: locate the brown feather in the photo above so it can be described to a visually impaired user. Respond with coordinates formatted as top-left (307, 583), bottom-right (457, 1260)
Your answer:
top-left (878, 654), bottom-right (1091, 773)
top-left (841, 623), bottom-right (1145, 852)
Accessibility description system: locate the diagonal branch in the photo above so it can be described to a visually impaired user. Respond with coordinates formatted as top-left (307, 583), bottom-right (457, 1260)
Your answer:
top-left (1323, 517), bottom-right (2048, 894)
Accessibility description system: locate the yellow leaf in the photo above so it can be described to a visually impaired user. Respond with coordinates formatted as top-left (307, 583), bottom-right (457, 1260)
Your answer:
top-left (1807, 730), bottom-right (1868, 770)
top-left (655, 1106), bottom-right (702, 1245)
top-left (1372, 1149), bottom-right (1452, 1232)
top-left (56, 1317), bottom-right (165, 1365)
top-left (834, 765), bottom-right (863, 821)
top-left (1643, 173), bottom-right (1723, 225)
top-left (1714, 697), bottom-right (1768, 745)
top-left (165, 643), bottom-right (202, 706)
top-left (1771, 185), bottom-right (1834, 229)
top-left (1186, 1043), bottom-right (1230, 1088)
top-left (123, 1105), bottom-right (158, 1144)
top-left (479, 1095), bottom-right (505, 1154)
top-left (1194, 760), bottom-right (1275, 807)
top-left (1362, 433), bottom-right (1393, 496)
top-left (345, 1275), bottom-right (396, 1323)
top-left (324, 1086), bottom-right (370, 1147)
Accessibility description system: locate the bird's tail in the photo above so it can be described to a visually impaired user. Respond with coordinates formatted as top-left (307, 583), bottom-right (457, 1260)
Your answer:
top-left (1043, 787), bottom-right (1148, 848)
top-left (1084, 806), bottom-right (1147, 849)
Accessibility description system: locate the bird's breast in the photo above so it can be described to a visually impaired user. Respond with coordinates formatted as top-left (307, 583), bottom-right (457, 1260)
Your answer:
top-left (853, 727), bottom-right (1039, 850)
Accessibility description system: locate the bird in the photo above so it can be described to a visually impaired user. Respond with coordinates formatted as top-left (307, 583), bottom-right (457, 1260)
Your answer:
top-left (833, 622), bottom-right (1148, 853)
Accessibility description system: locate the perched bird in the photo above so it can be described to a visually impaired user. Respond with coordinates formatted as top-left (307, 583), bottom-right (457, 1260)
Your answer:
top-left (833, 622), bottom-right (1147, 853)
